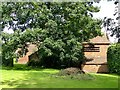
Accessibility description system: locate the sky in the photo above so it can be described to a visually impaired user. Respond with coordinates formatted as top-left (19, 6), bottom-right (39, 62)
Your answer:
top-left (93, 0), bottom-right (118, 43)
top-left (3, 1), bottom-right (118, 43)
top-left (93, 0), bottom-right (116, 19)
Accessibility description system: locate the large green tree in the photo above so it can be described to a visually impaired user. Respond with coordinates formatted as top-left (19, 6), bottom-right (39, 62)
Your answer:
top-left (1, 2), bottom-right (102, 68)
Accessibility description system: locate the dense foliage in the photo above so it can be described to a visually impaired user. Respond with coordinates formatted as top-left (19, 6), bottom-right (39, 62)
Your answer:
top-left (107, 43), bottom-right (120, 74)
top-left (0, 38), bottom-right (2, 66)
top-left (2, 31), bottom-right (22, 66)
top-left (1, 2), bottom-right (102, 68)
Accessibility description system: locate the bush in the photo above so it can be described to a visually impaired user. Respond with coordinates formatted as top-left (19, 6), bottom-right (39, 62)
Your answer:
top-left (2, 64), bottom-right (44, 70)
top-left (2, 51), bottom-right (14, 67)
top-left (53, 67), bottom-right (94, 80)
top-left (107, 43), bottom-right (120, 74)
top-left (2, 58), bottom-right (13, 67)
top-left (2, 50), bottom-right (14, 67)
top-left (40, 55), bottom-right (61, 69)
top-left (57, 67), bottom-right (85, 76)
top-left (27, 59), bottom-right (42, 67)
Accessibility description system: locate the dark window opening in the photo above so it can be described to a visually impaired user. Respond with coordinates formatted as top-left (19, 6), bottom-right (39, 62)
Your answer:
top-left (83, 46), bottom-right (100, 52)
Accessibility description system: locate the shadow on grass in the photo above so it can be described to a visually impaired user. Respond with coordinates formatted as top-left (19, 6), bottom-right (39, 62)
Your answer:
top-left (1, 70), bottom-right (53, 88)
top-left (2, 64), bottom-right (60, 71)
top-left (2, 71), bottom-right (119, 88)
top-left (1, 65), bottom-right (119, 88)
top-left (2, 62), bottom-right (68, 72)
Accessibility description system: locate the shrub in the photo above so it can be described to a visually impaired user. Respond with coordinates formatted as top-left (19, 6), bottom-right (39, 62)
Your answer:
top-left (107, 43), bottom-right (120, 74)
top-left (53, 67), bottom-right (94, 80)
top-left (27, 59), bottom-right (42, 67)
top-left (2, 64), bottom-right (44, 70)
top-left (2, 58), bottom-right (13, 67)
top-left (2, 50), bottom-right (14, 67)
top-left (57, 67), bottom-right (85, 76)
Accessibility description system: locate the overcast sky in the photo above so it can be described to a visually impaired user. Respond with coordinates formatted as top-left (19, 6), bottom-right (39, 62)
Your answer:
top-left (93, 0), bottom-right (118, 43)
top-left (93, 0), bottom-right (116, 19)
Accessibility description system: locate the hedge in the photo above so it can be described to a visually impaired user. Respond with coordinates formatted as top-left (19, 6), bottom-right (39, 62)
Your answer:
top-left (107, 43), bottom-right (120, 74)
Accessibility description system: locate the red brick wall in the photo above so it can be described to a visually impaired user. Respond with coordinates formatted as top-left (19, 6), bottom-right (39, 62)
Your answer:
top-left (18, 55), bottom-right (29, 64)
top-left (82, 44), bottom-right (109, 73)
top-left (82, 64), bottom-right (108, 73)
top-left (84, 44), bottom-right (109, 64)
top-left (17, 44), bottom-right (38, 64)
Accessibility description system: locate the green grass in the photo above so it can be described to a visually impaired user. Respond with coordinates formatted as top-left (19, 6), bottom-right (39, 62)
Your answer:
top-left (0, 68), bottom-right (119, 89)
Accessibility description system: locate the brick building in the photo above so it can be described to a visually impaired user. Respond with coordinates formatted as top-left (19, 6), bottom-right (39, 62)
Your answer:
top-left (17, 34), bottom-right (110, 73)
top-left (82, 34), bottom-right (110, 73)
top-left (17, 44), bottom-right (38, 64)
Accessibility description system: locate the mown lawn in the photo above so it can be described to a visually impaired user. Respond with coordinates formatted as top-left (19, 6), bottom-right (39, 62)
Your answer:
top-left (0, 68), bottom-right (119, 89)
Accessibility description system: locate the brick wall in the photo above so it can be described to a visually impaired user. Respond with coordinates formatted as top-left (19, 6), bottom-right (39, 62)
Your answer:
top-left (82, 35), bottom-right (110, 73)
top-left (82, 64), bottom-right (108, 73)
top-left (17, 44), bottom-right (38, 64)
top-left (17, 34), bottom-right (110, 73)
top-left (18, 55), bottom-right (29, 64)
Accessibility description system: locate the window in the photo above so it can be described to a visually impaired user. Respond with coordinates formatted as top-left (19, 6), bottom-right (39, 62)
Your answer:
top-left (83, 44), bottom-right (100, 52)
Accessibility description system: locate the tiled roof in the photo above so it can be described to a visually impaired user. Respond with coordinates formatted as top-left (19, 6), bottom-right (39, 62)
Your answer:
top-left (83, 33), bottom-right (110, 44)
top-left (89, 34), bottom-right (110, 43)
